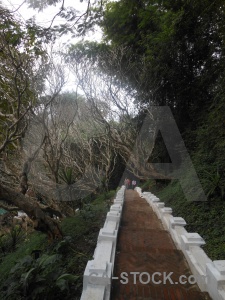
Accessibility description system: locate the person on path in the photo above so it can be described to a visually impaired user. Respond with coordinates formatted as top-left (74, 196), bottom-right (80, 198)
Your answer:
top-left (132, 180), bottom-right (136, 189)
top-left (124, 178), bottom-right (130, 190)
top-left (127, 178), bottom-right (131, 189)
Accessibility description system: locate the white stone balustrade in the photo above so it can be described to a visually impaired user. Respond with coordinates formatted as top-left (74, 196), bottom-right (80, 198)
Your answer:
top-left (135, 187), bottom-right (142, 196)
top-left (110, 203), bottom-right (122, 212)
top-left (181, 232), bottom-right (205, 250)
top-left (81, 186), bottom-right (125, 300)
top-left (106, 211), bottom-right (120, 222)
top-left (154, 202), bottom-right (164, 218)
top-left (168, 216), bottom-right (187, 248)
top-left (114, 198), bottom-right (123, 204)
top-left (207, 261), bottom-right (225, 300)
top-left (139, 188), bottom-right (225, 300)
top-left (170, 216), bottom-right (186, 229)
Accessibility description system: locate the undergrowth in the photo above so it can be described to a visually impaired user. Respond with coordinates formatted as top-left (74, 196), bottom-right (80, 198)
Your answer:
top-left (0, 189), bottom-right (116, 300)
top-left (150, 180), bottom-right (225, 260)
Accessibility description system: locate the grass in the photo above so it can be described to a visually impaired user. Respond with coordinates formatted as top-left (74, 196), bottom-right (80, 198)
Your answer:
top-left (150, 179), bottom-right (225, 260)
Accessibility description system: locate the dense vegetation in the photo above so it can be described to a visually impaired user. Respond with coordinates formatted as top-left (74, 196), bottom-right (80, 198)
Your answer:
top-left (0, 190), bottom-right (115, 299)
top-left (142, 179), bottom-right (225, 260)
top-left (0, 0), bottom-right (225, 297)
top-left (93, 0), bottom-right (225, 259)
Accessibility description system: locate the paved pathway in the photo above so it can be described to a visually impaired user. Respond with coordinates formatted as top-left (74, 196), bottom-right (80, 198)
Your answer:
top-left (111, 190), bottom-right (211, 300)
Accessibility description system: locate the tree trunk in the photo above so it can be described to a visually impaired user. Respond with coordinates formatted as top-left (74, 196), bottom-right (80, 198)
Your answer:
top-left (0, 183), bottom-right (63, 241)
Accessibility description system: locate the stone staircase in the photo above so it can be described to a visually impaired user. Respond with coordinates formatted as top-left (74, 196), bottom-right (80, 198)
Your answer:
top-left (111, 190), bottom-right (211, 300)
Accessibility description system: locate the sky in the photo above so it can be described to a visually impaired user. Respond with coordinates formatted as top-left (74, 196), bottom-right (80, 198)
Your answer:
top-left (2, 0), bottom-right (74, 23)
top-left (1, 0), bottom-right (102, 42)
top-left (2, 0), bottom-right (87, 23)
top-left (1, 0), bottom-right (103, 92)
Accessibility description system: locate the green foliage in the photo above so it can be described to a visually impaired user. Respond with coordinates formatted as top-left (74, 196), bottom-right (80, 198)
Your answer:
top-left (0, 6), bottom-right (47, 153)
top-left (0, 193), bottom-right (111, 299)
top-left (1, 253), bottom-right (78, 299)
top-left (68, 41), bottom-right (110, 65)
top-left (2, 0), bottom-right (225, 294)
top-left (90, 0), bottom-right (225, 132)
top-left (80, 204), bottom-right (96, 221)
top-left (105, 189), bottom-right (116, 199)
top-left (151, 179), bottom-right (225, 260)
top-left (79, 189), bottom-right (115, 221)
top-left (93, 189), bottom-right (116, 204)
top-left (26, 0), bottom-right (103, 36)
top-left (192, 95), bottom-right (225, 201)
top-left (0, 232), bottom-right (47, 287)
top-left (200, 169), bottom-right (224, 200)
top-left (140, 179), bottom-right (155, 191)
top-left (0, 226), bottom-right (26, 259)
top-left (7, 226), bottom-right (25, 251)
top-left (60, 215), bottom-right (87, 239)
top-left (26, 0), bottom-right (61, 12)
top-left (59, 167), bottom-right (75, 185)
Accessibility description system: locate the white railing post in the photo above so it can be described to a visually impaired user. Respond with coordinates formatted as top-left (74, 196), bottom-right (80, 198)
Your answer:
top-left (139, 187), bottom-right (225, 299)
top-left (80, 186), bottom-right (125, 300)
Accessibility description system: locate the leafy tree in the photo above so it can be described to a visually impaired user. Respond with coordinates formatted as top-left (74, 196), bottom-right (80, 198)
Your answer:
top-left (98, 0), bottom-right (225, 131)
top-left (25, 0), bottom-right (103, 35)
top-left (0, 6), bottom-right (63, 240)
top-left (0, 6), bottom-right (47, 153)
top-left (66, 0), bottom-right (225, 183)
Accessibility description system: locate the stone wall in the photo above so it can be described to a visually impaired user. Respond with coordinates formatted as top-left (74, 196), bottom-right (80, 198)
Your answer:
top-left (80, 186), bottom-right (125, 300)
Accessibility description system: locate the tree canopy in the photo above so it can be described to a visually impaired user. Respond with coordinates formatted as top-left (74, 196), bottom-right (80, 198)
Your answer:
top-left (99, 0), bottom-right (225, 130)
top-left (1, 0), bottom-right (225, 238)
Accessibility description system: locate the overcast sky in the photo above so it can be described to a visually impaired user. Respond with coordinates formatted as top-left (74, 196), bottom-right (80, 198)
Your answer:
top-left (1, 0), bottom-right (102, 42)
top-left (1, 0), bottom-right (85, 24)
top-left (1, 0), bottom-right (104, 91)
